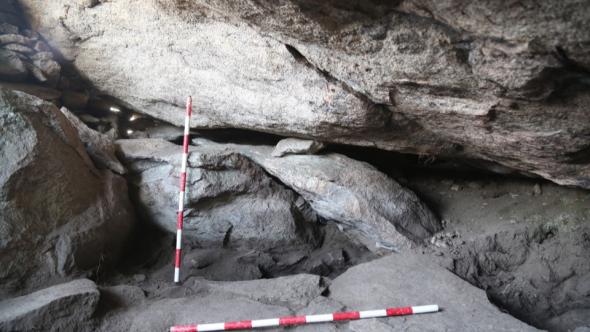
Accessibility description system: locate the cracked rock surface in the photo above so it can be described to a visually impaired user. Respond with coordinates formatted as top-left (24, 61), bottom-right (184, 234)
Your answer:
top-left (0, 88), bottom-right (134, 298)
top-left (117, 138), bottom-right (439, 253)
top-left (3, 255), bottom-right (539, 332)
top-left (19, 0), bottom-right (590, 188)
top-left (0, 279), bottom-right (99, 332)
top-left (223, 139), bottom-right (440, 251)
top-left (329, 253), bottom-right (539, 331)
top-left (116, 138), bottom-right (322, 252)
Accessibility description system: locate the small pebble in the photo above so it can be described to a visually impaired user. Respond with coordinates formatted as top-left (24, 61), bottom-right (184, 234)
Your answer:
top-left (450, 184), bottom-right (462, 191)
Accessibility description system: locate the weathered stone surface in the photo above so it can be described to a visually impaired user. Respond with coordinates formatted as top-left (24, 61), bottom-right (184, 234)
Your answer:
top-left (294, 297), bottom-right (343, 332)
top-left (573, 327), bottom-right (590, 332)
top-left (20, 29), bottom-right (40, 41)
top-left (0, 49), bottom-right (27, 81)
top-left (60, 106), bottom-right (126, 174)
top-left (23, 61), bottom-right (47, 82)
top-left (206, 274), bottom-right (325, 309)
top-left (0, 81), bottom-right (61, 101)
top-left (143, 124), bottom-right (184, 141)
top-left (32, 40), bottom-right (50, 52)
top-left (94, 258), bottom-right (546, 332)
top-left (0, 34), bottom-right (31, 46)
top-left (100, 285), bottom-right (146, 309)
top-left (329, 253), bottom-right (540, 331)
top-left (0, 12), bottom-right (62, 89)
top-left (95, 274), bottom-right (327, 331)
top-left (3, 43), bottom-right (34, 54)
top-left (118, 137), bottom-right (435, 254)
top-left (0, 88), bottom-right (134, 298)
top-left (111, 291), bottom-right (291, 332)
top-left (32, 57), bottom-right (60, 86)
top-left (272, 138), bottom-right (325, 157)
top-left (162, 0), bottom-right (590, 97)
top-left (129, 124), bottom-right (185, 142)
top-left (220, 140), bottom-right (440, 251)
top-left (116, 138), bottom-right (320, 251)
top-left (19, 0), bottom-right (590, 188)
top-left (0, 279), bottom-right (99, 332)
top-left (0, 23), bottom-right (19, 35)
top-left (348, 319), bottom-right (394, 332)
top-left (19, 0), bottom-right (370, 137)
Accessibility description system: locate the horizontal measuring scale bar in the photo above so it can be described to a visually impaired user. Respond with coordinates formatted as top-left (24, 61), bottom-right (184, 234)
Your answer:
top-left (170, 304), bottom-right (439, 331)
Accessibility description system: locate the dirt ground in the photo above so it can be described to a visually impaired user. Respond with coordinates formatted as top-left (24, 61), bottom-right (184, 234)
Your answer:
top-left (404, 171), bottom-right (590, 331)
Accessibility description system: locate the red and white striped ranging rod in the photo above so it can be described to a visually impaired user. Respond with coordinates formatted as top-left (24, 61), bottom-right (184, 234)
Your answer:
top-left (170, 304), bottom-right (439, 331)
top-left (174, 96), bottom-right (192, 283)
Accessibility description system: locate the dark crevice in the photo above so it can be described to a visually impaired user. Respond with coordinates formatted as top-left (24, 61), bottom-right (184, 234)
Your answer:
top-left (163, 124), bottom-right (543, 188)
top-left (86, 0), bottom-right (103, 9)
top-left (565, 143), bottom-right (590, 164)
top-left (0, 0), bottom-right (29, 28)
top-left (513, 67), bottom-right (590, 101)
top-left (222, 225), bottom-right (233, 248)
top-left (554, 46), bottom-right (590, 75)
top-left (284, 44), bottom-right (309, 64)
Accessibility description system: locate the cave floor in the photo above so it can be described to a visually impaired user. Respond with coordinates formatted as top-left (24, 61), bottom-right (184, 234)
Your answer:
top-left (92, 169), bottom-right (589, 332)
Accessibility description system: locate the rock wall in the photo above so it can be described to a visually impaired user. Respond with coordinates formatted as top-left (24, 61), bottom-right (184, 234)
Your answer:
top-left (0, 88), bottom-right (134, 298)
top-left (18, 0), bottom-right (590, 188)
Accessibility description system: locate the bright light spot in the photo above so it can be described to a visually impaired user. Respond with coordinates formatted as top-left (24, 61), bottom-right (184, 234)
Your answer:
top-left (126, 129), bottom-right (133, 135)
top-left (109, 106), bottom-right (121, 113)
top-left (129, 114), bottom-right (138, 122)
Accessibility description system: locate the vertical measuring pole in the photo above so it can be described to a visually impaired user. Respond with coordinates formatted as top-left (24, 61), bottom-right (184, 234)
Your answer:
top-left (174, 96), bottom-right (192, 283)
